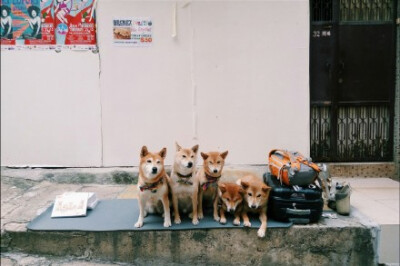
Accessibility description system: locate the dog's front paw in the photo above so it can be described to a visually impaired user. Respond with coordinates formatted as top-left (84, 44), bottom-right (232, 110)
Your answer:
top-left (214, 215), bottom-right (220, 222)
top-left (174, 217), bottom-right (181, 224)
top-left (257, 228), bottom-right (266, 238)
top-left (192, 218), bottom-right (199, 225)
top-left (198, 212), bottom-right (204, 220)
top-left (233, 218), bottom-right (240, 226)
top-left (220, 217), bottom-right (227, 224)
top-left (243, 221), bottom-right (252, 227)
top-left (134, 221), bottom-right (143, 228)
top-left (163, 219), bottom-right (172, 227)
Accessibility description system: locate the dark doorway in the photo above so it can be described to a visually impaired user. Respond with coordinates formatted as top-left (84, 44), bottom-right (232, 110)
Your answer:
top-left (310, 0), bottom-right (397, 162)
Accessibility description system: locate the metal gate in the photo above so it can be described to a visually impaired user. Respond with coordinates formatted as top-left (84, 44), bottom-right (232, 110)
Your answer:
top-left (310, 0), bottom-right (397, 162)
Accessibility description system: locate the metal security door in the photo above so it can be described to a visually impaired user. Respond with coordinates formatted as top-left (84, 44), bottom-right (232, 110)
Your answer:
top-left (310, 0), bottom-right (397, 162)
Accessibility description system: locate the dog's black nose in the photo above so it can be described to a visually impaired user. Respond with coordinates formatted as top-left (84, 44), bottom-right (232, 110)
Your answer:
top-left (213, 169), bottom-right (218, 173)
top-left (152, 167), bottom-right (158, 174)
top-left (251, 205), bottom-right (257, 209)
top-left (187, 162), bottom-right (193, 168)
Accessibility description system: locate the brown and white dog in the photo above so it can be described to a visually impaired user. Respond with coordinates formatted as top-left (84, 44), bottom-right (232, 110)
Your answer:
top-left (134, 146), bottom-right (172, 228)
top-left (169, 142), bottom-right (199, 224)
top-left (217, 182), bottom-right (244, 225)
top-left (192, 150), bottom-right (228, 224)
top-left (237, 174), bottom-right (271, 238)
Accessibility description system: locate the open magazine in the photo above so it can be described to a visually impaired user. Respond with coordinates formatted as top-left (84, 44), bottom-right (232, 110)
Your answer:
top-left (51, 192), bottom-right (98, 218)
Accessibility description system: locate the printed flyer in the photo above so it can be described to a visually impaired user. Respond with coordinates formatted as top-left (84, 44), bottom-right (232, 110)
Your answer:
top-left (10, 0), bottom-right (41, 47)
top-left (53, 0), bottom-right (97, 50)
top-left (113, 17), bottom-right (152, 47)
top-left (1, 0), bottom-right (15, 47)
top-left (24, 0), bottom-right (55, 46)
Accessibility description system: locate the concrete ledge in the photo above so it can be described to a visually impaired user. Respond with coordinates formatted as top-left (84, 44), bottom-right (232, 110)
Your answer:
top-left (1, 213), bottom-right (379, 266)
top-left (326, 162), bottom-right (397, 179)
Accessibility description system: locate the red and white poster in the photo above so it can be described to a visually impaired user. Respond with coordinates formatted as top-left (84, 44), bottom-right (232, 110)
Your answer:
top-left (54, 0), bottom-right (96, 50)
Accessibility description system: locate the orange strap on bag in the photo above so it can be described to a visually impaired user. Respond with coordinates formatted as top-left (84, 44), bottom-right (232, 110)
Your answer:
top-left (268, 149), bottom-right (320, 186)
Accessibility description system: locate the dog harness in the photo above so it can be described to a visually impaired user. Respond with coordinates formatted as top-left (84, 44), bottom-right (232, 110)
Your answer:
top-left (176, 172), bottom-right (193, 185)
top-left (202, 173), bottom-right (220, 191)
top-left (139, 175), bottom-right (164, 193)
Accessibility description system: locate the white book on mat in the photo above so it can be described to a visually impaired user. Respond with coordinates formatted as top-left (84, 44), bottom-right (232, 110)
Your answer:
top-left (51, 192), bottom-right (98, 218)
top-left (62, 192), bottom-right (99, 210)
top-left (51, 193), bottom-right (88, 218)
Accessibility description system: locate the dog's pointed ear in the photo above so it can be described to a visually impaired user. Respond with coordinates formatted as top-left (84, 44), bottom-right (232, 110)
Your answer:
top-left (140, 146), bottom-right (148, 158)
top-left (218, 183), bottom-right (226, 193)
top-left (192, 144), bottom-right (199, 153)
top-left (175, 142), bottom-right (182, 151)
top-left (240, 181), bottom-right (249, 190)
top-left (201, 152), bottom-right (209, 160)
top-left (159, 147), bottom-right (167, 159)
top-left (262, 185), bottom-right (271, 193)
top-left (220, 150), bottom-right (229, 159)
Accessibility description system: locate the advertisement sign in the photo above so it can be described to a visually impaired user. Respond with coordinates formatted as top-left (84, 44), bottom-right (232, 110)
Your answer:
top-left (113, 17), bottom-right (152, 47)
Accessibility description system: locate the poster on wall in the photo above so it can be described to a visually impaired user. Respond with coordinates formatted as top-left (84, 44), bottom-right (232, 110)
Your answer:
top-left (113, 17), bottom-right (152, 47)
top-left (1, 0), bottom-right (97, 50)
top-left (24, 0), bottom-right (55, 47)
top-left (5, 0), bottom-right (42, 48)
top-left (0, 0), bottom-right (15, 47)
top-left (53, 0), bottom-right (97, 50)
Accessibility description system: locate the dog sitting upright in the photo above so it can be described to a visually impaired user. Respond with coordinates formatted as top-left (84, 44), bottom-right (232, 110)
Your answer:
top-left (192, 150), bottom-right (228, 224)
top-left (170, 142), bottom-right (199, 224)
top-left (237, 174), bottom-right (271, 238)
top-left (217, 183), bottom-right (244, 225)
top-left (135, 146), bottom-right (172, 228)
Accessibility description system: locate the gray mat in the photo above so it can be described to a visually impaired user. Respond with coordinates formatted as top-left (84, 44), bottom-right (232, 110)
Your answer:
top-left (27, 199), bottom-right (292, 231)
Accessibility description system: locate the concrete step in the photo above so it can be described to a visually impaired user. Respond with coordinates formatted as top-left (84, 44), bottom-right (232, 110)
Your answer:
top-left (1, 166), bottom-right (396, 265)
top-left (334, 177), bottom-right (400, 265)
top-left (1, 251), bottom-right (128, 266)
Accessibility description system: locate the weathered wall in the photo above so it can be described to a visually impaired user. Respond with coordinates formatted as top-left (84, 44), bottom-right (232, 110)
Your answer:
top-left (1, 0), bottom-right (309, 167)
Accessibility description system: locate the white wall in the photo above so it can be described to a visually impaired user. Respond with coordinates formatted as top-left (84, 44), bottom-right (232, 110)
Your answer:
top-left (1, 0), bottom-right (310, 167)
top-left (1, 51), bottom-right (102, 167)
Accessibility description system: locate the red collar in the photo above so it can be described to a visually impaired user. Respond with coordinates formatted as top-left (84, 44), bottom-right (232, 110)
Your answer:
top-left (202, 173), bottom-right (221, 190)
top-left (139, 175), bottom-right (164, 192)
top-left (205, 173), bottom-right (221, 181)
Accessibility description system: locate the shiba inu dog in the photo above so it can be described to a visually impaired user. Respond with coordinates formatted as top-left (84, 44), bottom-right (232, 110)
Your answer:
top-left (192, 150), bottom-right (228, 224)
top-left (170, 142), bottom-right (199, 224)
top-left (135, 146), bottom-right (172, 228)
top-left (237, 174), bottom-right (271, 238)
top-left (217, 183), bottom-right (244, 225)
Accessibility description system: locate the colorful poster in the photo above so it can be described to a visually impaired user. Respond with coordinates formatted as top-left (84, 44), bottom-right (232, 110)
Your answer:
top-left (53, 0), bottom-right (96, 49)
top-left (1, 0), bottom-right (15, 47)
top-left (10, 0), bottom-right (41, 47)
top-left (24, 0), bottom-right (55, 46)
top-left (113, 17), bottom-right (152, 47)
